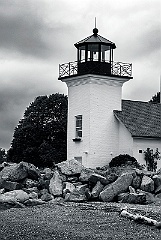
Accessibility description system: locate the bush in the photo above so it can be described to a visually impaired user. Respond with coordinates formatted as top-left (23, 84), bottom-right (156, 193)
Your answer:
top-left (109, 154), bottom-right (138, 168)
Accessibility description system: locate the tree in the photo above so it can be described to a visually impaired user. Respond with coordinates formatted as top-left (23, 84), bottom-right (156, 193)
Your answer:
top-left (7, 93), bottom-right (68, 167)
top-left (0, 148), bottom-right (6, 164)
top-left (144, 148), bottom-right (160, 172)
top-left (149, 92), bottom-right (160, 103)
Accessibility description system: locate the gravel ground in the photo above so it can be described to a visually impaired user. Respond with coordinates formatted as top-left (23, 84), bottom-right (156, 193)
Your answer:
top-left (0, 201), bottom-right (161, 240)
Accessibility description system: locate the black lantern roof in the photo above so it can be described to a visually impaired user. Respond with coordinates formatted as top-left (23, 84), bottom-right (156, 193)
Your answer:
top-left (74, 28), bottom-right (116, 49)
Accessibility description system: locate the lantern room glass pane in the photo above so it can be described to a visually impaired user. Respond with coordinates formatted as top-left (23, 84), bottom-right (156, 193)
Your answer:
top-left (101, 45), bottom-right (110, 62)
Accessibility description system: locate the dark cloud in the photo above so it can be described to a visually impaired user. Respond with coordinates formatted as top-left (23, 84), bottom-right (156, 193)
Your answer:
top-left (0, 0), bottom-right (56, 59)
top-left (0, 0), bottom-right (160, 150)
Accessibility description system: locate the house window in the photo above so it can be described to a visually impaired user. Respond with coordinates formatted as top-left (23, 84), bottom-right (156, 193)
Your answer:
top-left (75, 115), bottom-right (82, 138)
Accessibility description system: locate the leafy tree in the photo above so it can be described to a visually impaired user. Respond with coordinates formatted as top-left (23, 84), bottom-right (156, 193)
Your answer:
top-left (144, 148), bottom-right (160, 172)
top-left (7, 93), bottom-right (68, 167)
top-left (0, 148), bottom-right (6, 164)
top-left (149, 92), bottom-right (160, 103)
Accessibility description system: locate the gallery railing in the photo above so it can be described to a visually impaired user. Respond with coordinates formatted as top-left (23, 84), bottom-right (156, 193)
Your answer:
top-left (59, 59), bottom-right (132, 79)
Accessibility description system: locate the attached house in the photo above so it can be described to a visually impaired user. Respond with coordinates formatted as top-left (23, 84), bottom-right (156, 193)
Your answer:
top-left (58, 27), bottom-right (161, 169)
top-left (114, 100), bottom-right (161, 169)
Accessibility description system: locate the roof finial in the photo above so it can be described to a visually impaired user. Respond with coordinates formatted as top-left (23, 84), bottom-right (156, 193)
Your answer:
top-left (93, 17), bottom-right (98, 36)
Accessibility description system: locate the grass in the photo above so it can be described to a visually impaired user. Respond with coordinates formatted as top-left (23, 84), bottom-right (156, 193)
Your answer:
top-left (0, 201), bottom-right (161, 240)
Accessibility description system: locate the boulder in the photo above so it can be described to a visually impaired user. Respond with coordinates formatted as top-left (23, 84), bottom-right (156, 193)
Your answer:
top-left (22, 162), bottom-right (41, 180)
top-left (117, 192), bottom-right (129, 202)
top-left (41, 193), bottom-right (53, 202)
top-left (132, 175), bottom-right (142, 189)
top-left (137, 189), bottom-right (155, 204)
top-left (63, 182), bottom-right (76, 197)
top-left (25, 179), bottom-right (39, 188)
top-left (129, 186), bottom-right (136, 193)
top-left (0, 190), bottom-right (29, 203)
top-left (40, 189), bottom-right (49, 195)
top-left (155, 185), bottom-right (161, 194)
top-left (79, 168), bottom-right (95, 182)
top-left (23, 187), bottom-right (39, 194)
top-left (24, 199), bottom-right (46, 206)
top-left (43, 168), bottom-right (53, 180)
top-left (89, 173), bottom-right (108, 185)
top-left (152, 175), bottom-right (161, 188)
top-left (155, 193), bottom-right (161, 199)
top-left (38, 178), bottom-right (50, 190)
top-left (91, 181), bottom-right (104, 199)
top-left (28, 192), bottom-right (38, 199)
top-left (1, 180), bottom-right (22, 191)
top-left (65, 184), bottom-right (88, 202)
top-left (57, 159), bottom-right (82, 176)
top-left (99, 172), bottom-right (133, 202)
top-left (118, 192), bottom-right (146, 204)
top-left (49, 170), bottom-right (64, 196)
top-left (104, 173), bottom-right (118, 185)
top-left (67, 176), bottom-right (79, 183)
top-left (140, 175), bottom-right (154, 193)
top-left (0, 162), bottom-right (28, 181)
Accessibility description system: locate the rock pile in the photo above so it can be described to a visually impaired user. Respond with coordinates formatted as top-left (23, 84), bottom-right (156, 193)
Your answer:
top-left (0, 159), bottom-right (161, 208)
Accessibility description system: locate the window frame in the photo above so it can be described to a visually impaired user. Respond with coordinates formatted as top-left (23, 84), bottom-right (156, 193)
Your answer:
top-left (75, 115), bottom-right (82, 139)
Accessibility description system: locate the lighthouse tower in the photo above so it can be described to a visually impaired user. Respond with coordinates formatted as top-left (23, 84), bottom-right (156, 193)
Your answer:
top-left (59, 28), bottom-right (132, 168)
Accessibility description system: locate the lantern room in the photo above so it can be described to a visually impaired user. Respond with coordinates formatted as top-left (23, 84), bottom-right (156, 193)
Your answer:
top-left (58, 28), bottom-right (132, 79)
top-left (75, 27), bottom-right (116, 75)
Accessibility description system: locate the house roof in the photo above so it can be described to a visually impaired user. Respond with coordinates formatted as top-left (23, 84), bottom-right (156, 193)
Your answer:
top-left (114, 100), bottom-right (161, 138)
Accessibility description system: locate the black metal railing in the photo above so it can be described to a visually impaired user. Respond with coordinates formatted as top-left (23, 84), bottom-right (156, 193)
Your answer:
top-left (59, 60), bottom-right (132, 79)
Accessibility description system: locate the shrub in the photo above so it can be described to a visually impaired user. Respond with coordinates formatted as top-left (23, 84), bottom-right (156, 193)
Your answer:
top-left (109, 154), bottom-right (138, 168)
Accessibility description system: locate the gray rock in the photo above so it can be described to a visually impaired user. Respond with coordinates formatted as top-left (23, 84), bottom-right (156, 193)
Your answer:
top-left (152, 175), bottom-right (161, 188)
top-left (129, 186), bottom-right (136, 193)
top-left (140, 175), bottom-right (154, 193)
top-left (24, 199), bottom-right (46, 206)
top-left (28, 192), bottom-right (38, 199)
top-left (99, 172), bottom-right (133, 202)
top-left (155, 185), bottom-right (161, 194)
top-left (104, 173), bottom-right (118, 185)
top-left (40, 189), bottom-right (49, 195)
top-left (41, 193), bottom-right (53, 201)
top-left (65, 184), bottom-right (88, 202)
top-left (119, 192), bottom-right (146, 204)
top-left (155, 193), bottom-right (161, 199)
top-left (63, 182), bottom-right (75, 197)
top-left (91, 181), bottom-right (104, 199)
top-left (117, 192), bottom-right (129, 202)
top-left (1, 181), bottom-right (22, 191)
top-left (57, 159), bottom-right (82, 176)
top-left (137, 189), bottom-right (155, 204)
top-left (67, 176), bottom-right (79, 183)
top-left (0, 190), bottom-right (29, 203)
top-left (25, 179), bottom-right (39, 188)
top-left (43, 168), bottom-right (53, 180)
top-left (132, 175), bottom-right (142, 189)
top-left (0, 162), bottom-right (28, 181)
top-left (79, 168), bottom-right (95, 182)
top-left (23, 187), bottom-right (39, 194)
top-left (89, 173), bottom-right (108, 185)
top-left (22, 162), bottom-right (41, 180)
top-left (49, 170), bottom-right (63, 196)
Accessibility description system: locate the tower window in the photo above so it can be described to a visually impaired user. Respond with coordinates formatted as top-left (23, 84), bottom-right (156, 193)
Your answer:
top-left (75, 115), bottom-right (82, 138)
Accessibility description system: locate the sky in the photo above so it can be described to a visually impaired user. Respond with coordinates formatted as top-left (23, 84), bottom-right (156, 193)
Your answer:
top-left (0, 0), bottom-right (160, 151)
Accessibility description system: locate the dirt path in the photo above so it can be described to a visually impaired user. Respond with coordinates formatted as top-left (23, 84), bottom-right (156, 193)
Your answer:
top-left (0, 202), bottom-right (161, 240)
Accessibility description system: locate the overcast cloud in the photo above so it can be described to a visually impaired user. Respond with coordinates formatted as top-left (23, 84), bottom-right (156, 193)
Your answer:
top-left (0, 0), bottom-right (160, 150)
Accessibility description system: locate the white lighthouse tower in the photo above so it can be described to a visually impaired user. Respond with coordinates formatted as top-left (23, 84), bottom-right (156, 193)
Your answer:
top-left (59, 27), bottom-right (132, 168)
